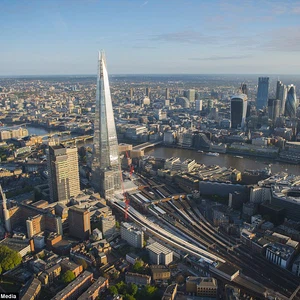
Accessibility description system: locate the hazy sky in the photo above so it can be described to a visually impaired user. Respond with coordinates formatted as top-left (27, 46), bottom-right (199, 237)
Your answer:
top-left (1, 0), bottom-right (300, 75)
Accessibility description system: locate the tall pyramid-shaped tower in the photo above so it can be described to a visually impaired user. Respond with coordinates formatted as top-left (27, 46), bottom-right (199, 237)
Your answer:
top-left (91, 51), bottom-right (121, 198)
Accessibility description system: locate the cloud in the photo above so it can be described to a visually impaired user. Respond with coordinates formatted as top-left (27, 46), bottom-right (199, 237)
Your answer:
top-left (132, 45), bottom-right (157, 49)
top-left (264, 26), bottom-right (300, 52)
top-left (140, 1), bottom-right (148, 7)
top-left (189, 55), bottom-right (252, 61)
top-left (151, 30), bottom-right (218, 44)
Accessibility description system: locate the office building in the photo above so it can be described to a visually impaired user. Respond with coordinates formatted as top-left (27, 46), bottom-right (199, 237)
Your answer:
top-left (91, 52), bottom-right (121, 198)
top-left (146, 87), bottom-right (151, 97)
top-left (241, 83), bottom-right (248, 96)
top-left (101, 215), bottom-right (116, 238)
top-left (129, 88), bottom-right (134, 98)
top-left (256, 77), bottom-right (269, 109)
top-left (230, 94), bottom-right (248, 129)
top-left (165, 88), bottom-right (170, 100)
top-left (265, 243), bottom-right (295, 269)
top-left (47, 144), bottom-right (80, 203)
top-left (195, 99), bottom-right (203, 112)
top-left (184, 89), bottom-right (196, 103)
top-left (68, 206), bottom-right (91, 240)
top-left (146, 242), bottom-right (173, 265)
top-left (276, 80), bottom-right (288, 115)
top-left (121, 222), bottom-right (144, 248)
top-left (285, 85), bottom-right (298, 118)
top-left (268, 99), bottom-right (281, 122)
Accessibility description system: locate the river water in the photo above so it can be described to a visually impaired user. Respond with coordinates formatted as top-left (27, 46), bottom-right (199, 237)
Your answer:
top-left (26, 126), bottom-right (300, 175)
top-left (145, 146), bottom-right (300, 175)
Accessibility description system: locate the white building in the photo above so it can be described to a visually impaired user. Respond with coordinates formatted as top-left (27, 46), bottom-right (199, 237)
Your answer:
top-left (195, 100), bottom-right (203, 112)
top-left (146, 242), bottom-right (173, 265)
top-left (265, 243), bottom-right (295, 269)
top-left (121, 222), bottom-right (144, 248)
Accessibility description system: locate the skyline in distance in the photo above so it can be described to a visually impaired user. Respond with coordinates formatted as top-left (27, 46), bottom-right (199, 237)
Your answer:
top-left (1, 0), bottom-right (300, 75)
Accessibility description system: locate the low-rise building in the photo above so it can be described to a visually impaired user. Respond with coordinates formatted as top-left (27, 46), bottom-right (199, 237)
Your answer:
top-left (162, 284), bottom-right (177, 300)
top-left (146, 242), bottom-right (173, 265)
top-left (51, 271), bottom-right (93, 300)
top-left (125, 272), bottom-right (151, 286)
top-left (186, 276), bottom-right (218, 298)
top-left (150, 265), bottom-right (171, 281)
top-left (77, 277), bottom-right (109, 300)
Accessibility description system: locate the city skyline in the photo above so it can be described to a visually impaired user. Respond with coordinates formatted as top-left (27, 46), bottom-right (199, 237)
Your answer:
top-left (1, 0), bottom-right (300, 75)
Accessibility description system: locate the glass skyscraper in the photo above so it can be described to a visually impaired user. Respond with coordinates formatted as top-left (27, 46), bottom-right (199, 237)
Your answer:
top-left (285, 85), bottom-right (298, 118)
top-left (91, 51), bottom-right (121, 198)
top-left (231, 94), bottom-right (248, 129)
top-left (256, 77), bottom-right (269, 110)
top-left (276, 80), bottom-right (287, 115)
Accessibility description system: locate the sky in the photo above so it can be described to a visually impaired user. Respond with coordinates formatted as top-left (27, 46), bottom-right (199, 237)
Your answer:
top-left (1, 0), bottom-right (300, 75)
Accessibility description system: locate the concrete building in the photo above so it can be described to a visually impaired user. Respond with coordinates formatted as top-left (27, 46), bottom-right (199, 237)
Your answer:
top-left (120, 222), bottom-right (144, 248)
top-left (68, 206), bottom-right (91, 240)
top-left (195, 99), bottom-right (203, 112)
top-left (101, 215), bottom-right (116, 238)
top-left (265, 243), bottom-right (295, 269)
top-left (47, 144), bottom-right (80, 203)
top-left (146, 242), bottom-right (173, 265)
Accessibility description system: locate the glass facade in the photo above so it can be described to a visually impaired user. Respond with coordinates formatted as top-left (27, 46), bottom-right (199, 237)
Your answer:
top-left (231, 94), bottom-right (247, 129)
top-left (91, 52), bottom-right (121, 198)
top-left (256, 77), bottom-right (269, 110)
top-left (285, 85), bottom-right (298, 118)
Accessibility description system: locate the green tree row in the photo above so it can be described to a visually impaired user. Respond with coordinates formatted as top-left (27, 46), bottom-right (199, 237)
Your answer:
top-left (0, 245), bottom-right (22, 274)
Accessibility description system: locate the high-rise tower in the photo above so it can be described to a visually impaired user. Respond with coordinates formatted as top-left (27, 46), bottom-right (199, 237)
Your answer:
top-left (285, 85), bottom-right (298, 118)
top-left (276, 80), bottom-right (288, 115)
top-left (256, 77), bottom-right (269, 110)
top-left (91, 51), bottom-right (121, 198)
top-left (48, 144), bottom-right (80, 202)
top-left (231, 94), bottom-right (248, 129)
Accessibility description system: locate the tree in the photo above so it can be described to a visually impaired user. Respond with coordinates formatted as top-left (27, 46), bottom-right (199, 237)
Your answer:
top-left (128, 283), bottom-right (138, 296)
top-left (115, 221), bottom-right (120, 229)
top-left (124, 294), bottom-right (135, 300)
top-left (109, 286), bottom-right (118, 295)
top-left (0, 245), bottom-right (22, 273)
top-left (133, 260), bottom-right (144, 273)
top-left (61, 270), bottom-right (75, 284)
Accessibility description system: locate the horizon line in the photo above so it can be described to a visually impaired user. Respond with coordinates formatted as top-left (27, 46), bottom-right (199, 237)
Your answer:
top-left (1, 73), bottom-right (300, 77)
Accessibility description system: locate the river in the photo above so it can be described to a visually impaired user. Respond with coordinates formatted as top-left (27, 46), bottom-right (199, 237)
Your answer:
top-left (26, 126), bottom-right (300, 175)
top-left (145, 146), bottom-right (300, 175)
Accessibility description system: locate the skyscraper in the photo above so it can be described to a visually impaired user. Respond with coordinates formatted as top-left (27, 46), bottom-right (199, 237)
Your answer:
top-left (231, 94), bottom-right (248, 129)
top-left (48, 144), bottom-right (80, 203)
top-left (165, 88), bottom-right (170, 100)
top-left (256, 77), bottom-right (269, 110)
top-left (241, 83), bottom-right (248, 96)
top-left (285, 85), bottom-right (298, 118)
top-left (91, 52), bottom-right (121, 198)
top-left (184, 89), bottom-right (196, 103)
top-left (276, 80), bottom-right (288, 115)
top-left (268, 99), bottom-right (281, 122)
